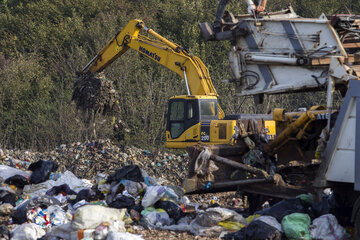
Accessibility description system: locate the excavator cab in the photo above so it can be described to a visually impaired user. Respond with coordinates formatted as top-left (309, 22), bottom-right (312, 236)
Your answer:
top-left (166, 95), bottom-right (237, 148)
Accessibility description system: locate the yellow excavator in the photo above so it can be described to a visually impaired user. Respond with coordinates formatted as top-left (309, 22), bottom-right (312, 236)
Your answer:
top-left (80, 19), bottom-right (274, 149)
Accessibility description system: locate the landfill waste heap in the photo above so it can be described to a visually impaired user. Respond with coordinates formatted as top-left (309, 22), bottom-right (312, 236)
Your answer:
top-left (0, 139), bottom-right (352, 239)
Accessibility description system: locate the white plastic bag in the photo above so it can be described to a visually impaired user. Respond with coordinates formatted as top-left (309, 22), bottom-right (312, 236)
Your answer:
top-left (55, 170), bottom-right (91, 192)
top-left (43, 223), bottom-right (72, 240)
top-left (189, 219), bottom-right (224, 237)
top-left (189, 207), bottom-right (246, 236)
top-left (310, 214), bottom-right (347, 240)
top-left (0, 165), bottom-right (30, 180)
top-left (195, 207), bottom-right (246, 227)
top-left (71, 205), bottom-right (126, 230)
top-left (257, 215), bottom-right (283, 232)
top-left (141, 186), bottom-right (178, 208)
top-left (23, 180), bottom-right (56, 198)
top-left (141, 207), bottom-right (172, 228)
top-left (141, 186), bottom-right (166, 207)
top-left (23, 171), bottom-right (90, 198)
top-left (11, 223), bottom-right (46, 240)
top-left (120, 179), bottom-right (145, 197)
top-left (161, 216), bottom-right (192, 232)
top-left (106, 231), bottom-right (144, 240)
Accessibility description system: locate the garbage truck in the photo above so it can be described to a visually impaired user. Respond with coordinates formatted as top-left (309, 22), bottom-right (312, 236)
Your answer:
top-left (76, 7), bottom-right (360, 235)
top-left (191, 2), bottom-right (360, 236)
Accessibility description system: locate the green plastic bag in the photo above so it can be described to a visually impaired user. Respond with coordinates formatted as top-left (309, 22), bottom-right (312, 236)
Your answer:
top-left (282, 213), bottom-right (311, 240)
top-left (296, 193), bottom-right (313, 206)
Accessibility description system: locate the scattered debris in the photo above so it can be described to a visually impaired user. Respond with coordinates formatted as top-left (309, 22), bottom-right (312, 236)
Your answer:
top-left (0, 140), bottom-right (353, 239)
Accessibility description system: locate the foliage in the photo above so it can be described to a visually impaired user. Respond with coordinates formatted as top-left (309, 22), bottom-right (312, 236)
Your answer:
top-left (0, 0), bottom-right (358, 151)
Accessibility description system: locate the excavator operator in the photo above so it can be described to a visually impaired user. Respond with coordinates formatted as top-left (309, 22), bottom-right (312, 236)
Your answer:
top-left (213, 0), bottom-right (267, 33)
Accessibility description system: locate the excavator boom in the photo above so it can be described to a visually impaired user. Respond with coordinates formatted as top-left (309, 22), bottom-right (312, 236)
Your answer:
top-left (82, 19), bottom-right (224, 118)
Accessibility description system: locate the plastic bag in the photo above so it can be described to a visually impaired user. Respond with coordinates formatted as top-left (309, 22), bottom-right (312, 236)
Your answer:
top-left (23, 180), bottom-right (56, 198)
top-left (53, 193), bottom-right (67, 204)
top-left (141, 169), bottom-right (159, 186)
top-left (0, 225), bottom-right (10, 240)
top-left (47, 205), bottom-right (69, 226)
top-left (222, 220), bottom-right (281, 240)
top-left (256, 198), bottom-right (306, 222)
top-left (246, 214), bottom-right (261, 224)
top-left (108, 195), bottom-right (135, 210)
top-left (94, 222), bottom-right (110, 239)
top-left (11, 223), bottom-right (46, 240)
top-left (161, 216), bottom-right (192, 232)
top-left (24, 171), bottom-right (89, 198)
top-left (107, 165), bottom-right (144, 183)
top-left (194, 207), bottom-right (246, 227)
top-left (46, 184), bottom-right (76, 196)
top-left (28, 160), bottom-right (58, 184)
top-left (311, 193), bottom-right (338, 219)
top-left (42, 222), bottom-right (72, 240)
top-left (71, 205), bottom-right (126, 230)
top-left (189, 207), bottom-right (246, 236)
top-left (68, 188), bottom-right (97, 205)
top-left (165, 185), bottom-right (185, 198)
top-left (0, 189), bottom-right (16, 206)
top-left (107, 181), bottom-right (141, 204)
top-left (119, 179), bottom-right (145, 197)
top-left (98, 181), bottom-right (111, 195)
top-left (106, 231), bottom-right (144, 240)
top-left (93, 220), bottom-right (126, 239)
top-left (0, 165), bottom-right (30, 180)
top-left (4, 175), bottom-right (29, 188)
top-left (189, 219), bottom-right (223, 237)
top-left (141, 207), bottom-right (172, 228)
top-left (142, 186), bottom-right (178, 208)
top-left (310, 214), bottom-right (347, 240)
top-left (257, 215), bottom-right (282, 232)
top-left (282, 213), bottom-right (311, 240)
top-left (154, 200), bottom-right (184, 222)
top-left (55, 170), bottom-right (90, 193)
top-left (141, 186), bottom-right (166, 208)
top-left (218, 221), bottom-right (245, 231)
top-left (296, 193), bottom-right (313, 206)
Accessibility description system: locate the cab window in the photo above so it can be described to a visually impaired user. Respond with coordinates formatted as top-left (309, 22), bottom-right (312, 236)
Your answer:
top-left (169, 101), bottom-right (185, 138)
top-left (200, 100), bottom-right (217, 117)
top-left (170, 102), bottom-right (184, 120)
top-left (188, 102), bottom-right (195, 119)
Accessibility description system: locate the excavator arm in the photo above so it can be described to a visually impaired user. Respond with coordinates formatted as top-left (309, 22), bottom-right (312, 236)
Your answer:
top-left (81, 19), bottom-right (224, 118)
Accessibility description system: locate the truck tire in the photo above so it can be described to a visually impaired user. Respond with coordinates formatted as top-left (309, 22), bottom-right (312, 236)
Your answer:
top-left (355, 209), bottom-right (360, 240)
top-left (352, 195), bottom-right (360, 240)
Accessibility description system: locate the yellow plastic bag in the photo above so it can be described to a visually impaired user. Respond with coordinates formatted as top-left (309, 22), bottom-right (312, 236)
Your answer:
top-left (218, 221), bottom-right (245, 231)
top-left (246, 214), bottom-right (260, 224)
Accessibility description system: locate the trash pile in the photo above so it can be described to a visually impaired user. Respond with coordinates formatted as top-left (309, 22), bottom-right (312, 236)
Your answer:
top-left (0, 142), bottom-right (352, 240)
top-left (1, 139), bottom-right (188, 185)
